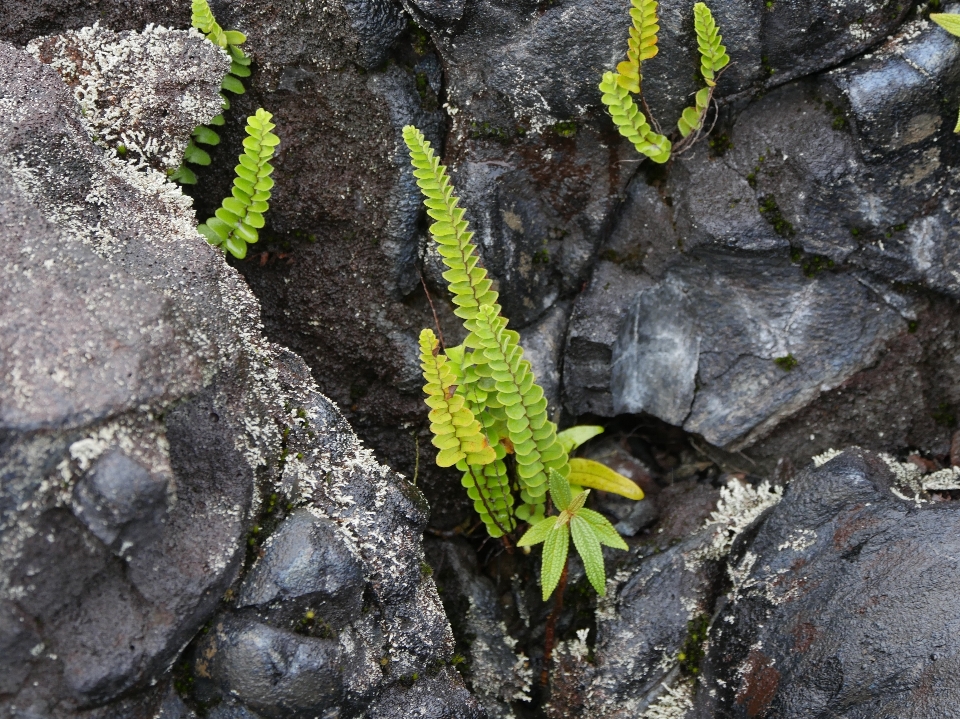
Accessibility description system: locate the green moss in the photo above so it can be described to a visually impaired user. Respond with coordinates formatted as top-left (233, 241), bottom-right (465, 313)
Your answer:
top-left (757, 195), bottom-right (794, 237)
top-left (823, 100), bottom-right (849, 131)
top-left (411, 23), bottom-right (431, 55)
top-left (420, 561), bottom-right (434, 577)
top-left (761, 55), bottom-right (775, 76)
top-left (801, 255), bottom-right (835, 277)
top-left (678, 614), bottom-right (710, 675)
top-left (295, 609), bottom-right (335, 638)
top-left (468, 121), bottom-right (511, 142)
top-left (552, 120), bottom-right (578, 138)
top-left (709, 133), bottom-right (733, 156)
top-left (532, 246), bottom-right (550, 264)
top-left (774, 354), bottom-right (798, 371)
top-left (908, 320), bottom-right (919, 333)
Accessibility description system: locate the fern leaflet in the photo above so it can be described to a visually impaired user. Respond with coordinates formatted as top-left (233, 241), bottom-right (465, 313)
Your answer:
top-left (678, 86), bottom-right (711, 138)
top-left (615, 0), bottom-right (660, 94)
top-left (599, 72), bottom-right (671, 163)
top-left (693, 2), bottom-right (729, 87)
top-left (198, 108), bottom-right (278, 259)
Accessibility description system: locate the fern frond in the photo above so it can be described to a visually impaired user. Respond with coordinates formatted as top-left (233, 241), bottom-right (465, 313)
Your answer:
top-left (417, 329), bottom-right (497, 469)
top-left (616, 0), bottom-right (660, 94)
top-left (599, 72), bottom-right (671, 163)
top-left (198, 108), bottom-right (278, 259)
top-left (474, 304), bottom-right (567, 521)
top-left (677, 86), bottom-right (711, 138)
top-left (402, 126), bottom-right (500, 340)
top-left (192, 0), bottom-right (247, 50)
top-left (693, 2), bottom-right (729, 87)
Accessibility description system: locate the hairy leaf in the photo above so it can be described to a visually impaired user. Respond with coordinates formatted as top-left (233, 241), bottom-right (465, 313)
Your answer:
top-left (931, 13), bottom-right (960, 37)
top-left (517, 515), bottom-right (560, 546)
top-left (569, 458), bottom-right (645, 500)
top-left (577, 508), bottom-right (629, 550)
top-left (548, 468), bottom-right (572, 511)
top-left (541, 522), bottom-right (570, 601)
top-left (571, 516), bottom-right (607, 595)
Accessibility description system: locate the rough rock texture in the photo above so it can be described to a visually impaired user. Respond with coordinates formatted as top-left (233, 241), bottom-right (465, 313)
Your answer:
top-left (697, 449), bottom-right (960, 716)
top-left (0, 36), bottom-right (477, 719)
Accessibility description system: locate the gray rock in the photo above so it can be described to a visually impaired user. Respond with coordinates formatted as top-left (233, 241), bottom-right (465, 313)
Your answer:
top-left (26, 24), bottom-right (228, 171)
top-left (518, 301), bottom-right (571, 418)
top-left (611, 252), bottom-right (909, 449)
top-left (238, 509), bottom-right (365, 627)
top-left (697, 449), bottom-right (960, 716)
top-left (0, 32), bottom-right (475, 719)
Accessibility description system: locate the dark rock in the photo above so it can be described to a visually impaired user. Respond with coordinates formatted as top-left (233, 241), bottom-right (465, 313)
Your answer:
top-left (366, 666), bottom-right (485, 719)
top-left (611, 252), bottom-right (909, 449)
top-left (1, 31), bottom-right (474, 719)
top-left (238, 509), bottom-right (365, 627)
top-left (697, 448), bottom-right (960, 715)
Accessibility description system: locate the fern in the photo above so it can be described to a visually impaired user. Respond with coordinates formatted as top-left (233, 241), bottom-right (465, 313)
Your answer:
top-left (197, 108), bottom-right (278, 259)
top-left (931, 13), bottom-right (960, 133)
top-left (599, 72), bottom-right (671, 163)
top-left (615, 0), bottom-right (660, 94)
top-left (405, 125), bottom-right (644, 597)
top-left (601, 0), bottom-right (729, 162)
top-left (170, 0), bottom-right (252, 184)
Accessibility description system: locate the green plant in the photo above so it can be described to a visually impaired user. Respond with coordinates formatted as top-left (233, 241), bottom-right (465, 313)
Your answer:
top-left (197, 108), bottom-right (278, 259)
top-left (518, 470), bottom-right (628, 600)
top-left (600, 0), bottom-right (729, 163)
top-left (170, 0), bottom-right (252, 183)
top-left (404, 126), bottom-right (643, 597)
top-left (931, 13), bottom-right (960, 132)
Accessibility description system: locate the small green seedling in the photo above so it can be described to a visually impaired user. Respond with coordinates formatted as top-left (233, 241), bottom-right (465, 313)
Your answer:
top-left (518, 470), bottom-right (628, 600)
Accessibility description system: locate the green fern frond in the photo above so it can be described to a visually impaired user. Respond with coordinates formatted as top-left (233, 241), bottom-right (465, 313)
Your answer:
top-left (678, 86), bottom-right (712, 138)
top-left (417, 329), bottom-right (497, 468)
top-left (402, 127), bottom-right (500, 337)
top-left (616, 0), bottom-right (660, 94)
top-left (693, 2), bottom-right (729, 87)
top-left (474, 304), bottom-right (567, 522)
top-left (192, 0), bottom-right (247, 50)
top-left (599, 72), bottom-right (671, 163)
top-left (198, 108), bottom-right (278, 259)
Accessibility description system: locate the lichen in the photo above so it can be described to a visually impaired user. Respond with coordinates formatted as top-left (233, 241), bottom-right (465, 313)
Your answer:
top-left (640, 680), bottom-right (695, 719)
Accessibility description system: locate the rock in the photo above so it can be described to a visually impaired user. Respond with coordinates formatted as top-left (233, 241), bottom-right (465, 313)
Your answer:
top-left (611, 252), bottom-right (909, 449)
top-left (697, 449), bottom-right (960, 715)
top-left (424, 539), bottom-right (533, 718)
top-left (26, 24), bottom-right (229, 171)
top-left (1, 33), bottom-right (476, 718)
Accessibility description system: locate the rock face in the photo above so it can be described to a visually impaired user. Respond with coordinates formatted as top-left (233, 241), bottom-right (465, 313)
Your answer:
top-left (698, 449), bottom-right (960, 716)
top-left (0, 34), bottom-right (477, 719)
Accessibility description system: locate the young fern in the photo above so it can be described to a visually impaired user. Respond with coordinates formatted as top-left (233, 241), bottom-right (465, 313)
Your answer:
top-left (170, 0), bottom-right (252, 184)
top-left (601, 0), bottom-right (729, 161)
top-left (405, 125), bottom-right (644, 595)
top-left (198, 108), bottom-right (278, 259)
top-left (930, 13), bottom-right (960, 133)
top-left (615, 0), bottom-right (660, 94)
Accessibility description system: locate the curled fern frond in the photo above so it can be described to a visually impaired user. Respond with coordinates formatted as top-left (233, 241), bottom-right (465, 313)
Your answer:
top-left (599, 72), bottom-right (671, 163)
top-left (678, 86), bottom-right (712, 138)
top-left (474, 304), bottom-right (566, 522)
top-left (693, 2), bottom-right (729, 87)
top-left (198, 108), bottom-right (278, 259)
top-left (418, 329), bottom-right (497, 468)
top-left (616, 0), bottom-right (660, 94)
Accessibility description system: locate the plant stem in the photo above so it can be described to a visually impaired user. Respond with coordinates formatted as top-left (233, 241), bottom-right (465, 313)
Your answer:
top-left (419, 270), bottom-right (446, 350)
top-left (540, 558), bottom-right (569, 687)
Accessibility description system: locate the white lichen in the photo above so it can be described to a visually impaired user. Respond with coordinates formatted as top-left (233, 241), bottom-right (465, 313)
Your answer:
top-left (688, 480), bottom-right (783, 566)
top-left (640, 680), bottom-right (695, 719)
top-left (812, 448), bottom-right (842, 467)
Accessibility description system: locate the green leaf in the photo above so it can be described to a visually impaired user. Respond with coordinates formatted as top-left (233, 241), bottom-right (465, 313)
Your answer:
top-left (571, 516), bottom-right (607, 595)
top-left (556, 425), bottom-right (604, 453)
top-left (221, 74), bottom-right (246, 94)
top-left (192, 126), bottom-right (220, 146)
top-left (568, 458), bottom-right (644, 500)
top-left (224, 235), bottom-right (247, 259)
top-left (517, 515), bottom-right (560, 546)
top-left (577, 508), bottom-right (629, 550)
top-left (197, 223), bottom-right (222, 245)
top-left (169, 163), bottom-right (197, 184)
top-left (541, 522), bottom-right (570, 601)
top-left (205, 216), bottom-right (232, 240)
top-left (230, 62), bottom-right (252, 77)
top-left (955, 104), bottom-right (960, 134)
top-left (223, 30), bottom-right (247, 45)
top-left (932, 13), bottom-right (960, 37)
top-left (183, 141), bottom-right (211, 166)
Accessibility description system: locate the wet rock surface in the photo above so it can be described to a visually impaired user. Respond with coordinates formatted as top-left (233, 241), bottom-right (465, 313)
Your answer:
top-left (0, 32), bottom-right (475, 719)
top-left (698, 448), bottom-right (960, 716)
